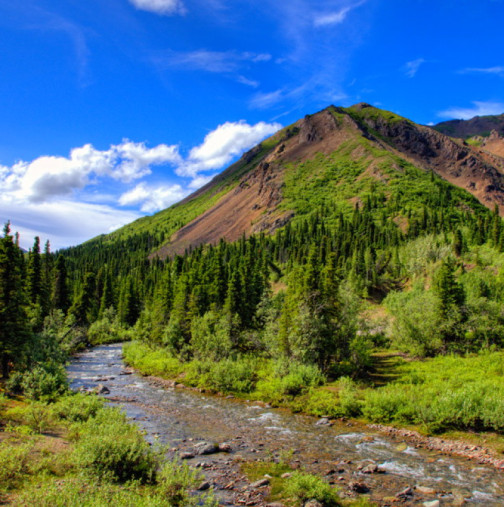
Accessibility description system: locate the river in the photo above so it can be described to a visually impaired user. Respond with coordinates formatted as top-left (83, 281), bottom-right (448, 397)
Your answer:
top-left (67, 344), bottom-right (504, 506)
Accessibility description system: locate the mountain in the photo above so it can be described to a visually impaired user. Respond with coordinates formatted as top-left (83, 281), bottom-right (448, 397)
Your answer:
top-left (103, 103), bottom-right (504, 259)
top-left (433, 113), bottom-right (504, 139)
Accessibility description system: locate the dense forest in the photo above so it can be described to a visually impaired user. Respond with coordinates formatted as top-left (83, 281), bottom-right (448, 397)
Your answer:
top-left (3, 159), bottom-right (504, 434)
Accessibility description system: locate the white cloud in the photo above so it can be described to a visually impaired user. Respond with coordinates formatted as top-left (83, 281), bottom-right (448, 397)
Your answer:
top-left (119, 182), bottom-right (188, 212)
top-left (152, 49), bottom-right (272, 74)
top-left (438, 101), bottom-right (504, 120)
top-left (249, 89), bottom-right (285, 109)
top-left (0, 140), bottom-right (181, 203)
top-left (313, 1), bottom-right (365, 27)
top-left (187, 174), bottom-right (216, 189)
top-left (128, 0), bottom-right (186, 15)
top-left (1, 119), bottom-right (282, 248)
top-left (177, 120), bottom-right (282, 178)
top-left (0, 198), bottom-right (141, 250)
top-left (236, 75), bottom-right (260, 88)
top-left (404, 58), bottom-right (425, 78)
top-left (461, 66), bottom-right (504, 77)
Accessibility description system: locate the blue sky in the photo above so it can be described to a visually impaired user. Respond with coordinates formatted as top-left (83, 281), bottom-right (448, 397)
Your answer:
top-left (1, 0), bottom-right (503, 249)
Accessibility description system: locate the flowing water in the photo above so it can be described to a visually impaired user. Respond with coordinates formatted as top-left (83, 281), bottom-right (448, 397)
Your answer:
top-left (67, 344), bottom-right (504, 506)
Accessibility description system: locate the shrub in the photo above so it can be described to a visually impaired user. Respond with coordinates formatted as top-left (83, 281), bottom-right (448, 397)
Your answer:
top-left (284, 472), bottom-right (341, 506)
top-left (7, 362), bottom-right (68, 402)
top-left (74, 408), bottom-right (159, 483)
top-left (51, 393), bottom-right (104, 423)
top-left (0, 442), bottom-right (32, 490)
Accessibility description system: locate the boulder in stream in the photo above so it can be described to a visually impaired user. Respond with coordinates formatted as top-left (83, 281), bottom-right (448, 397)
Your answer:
top-left (95, 384), bottom-right (110, 395)
top-left (194, 442), bottom-right (219, 455)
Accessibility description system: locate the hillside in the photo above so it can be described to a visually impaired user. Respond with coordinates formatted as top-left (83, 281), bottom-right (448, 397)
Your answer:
top-left (434, 113), bottom-right (504, 139)
top-left (99, 103), bottom-right (504, 259)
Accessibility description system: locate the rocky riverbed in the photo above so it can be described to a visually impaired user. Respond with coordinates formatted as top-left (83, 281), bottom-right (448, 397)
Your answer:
top-left (67, 344), bottom-right (504, 506)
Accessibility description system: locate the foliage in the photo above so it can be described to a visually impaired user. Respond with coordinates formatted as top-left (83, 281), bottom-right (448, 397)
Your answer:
top-left (73, 407), bottom-right (159, 483)
top-left (284, 471), bottom-right (341, 506)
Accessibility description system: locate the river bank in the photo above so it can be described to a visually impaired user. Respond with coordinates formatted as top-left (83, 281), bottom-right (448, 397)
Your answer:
top-left (69, 343), bottom-right (504, 505)
top-left (123, 341), bottom-right (504, 471)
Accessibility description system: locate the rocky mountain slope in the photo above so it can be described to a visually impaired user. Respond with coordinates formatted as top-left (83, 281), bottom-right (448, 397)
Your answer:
top-left (105, 104), bottom-right (504, 259)
top-left (434, 113), bottom-right (504, 139)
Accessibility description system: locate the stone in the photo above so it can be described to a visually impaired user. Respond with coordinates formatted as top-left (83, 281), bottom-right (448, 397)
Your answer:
top-left (349, 481), bottom-right (369, 493)
top-left (95, 384), bottom-right (110, 395)
top-left (315, 417), bottom-right (332, 426)
top-left (303, 501), bottom-right (323, 507)
top-left (197, 481), bottom-right (211, 491)
top-left (416, 485), bottom-right (436, 495)
top-left (194, 442), bottom-right (219, 455)
top-left (396, 486), bottom-right (413, 497)
top-left (422, 501), bottom-right (440, 507)
top-left (218, 443), bottom-right (233, 453)
top-left (280, 472), bottom-right (292, 479)
top-left (361, 463), bottom-right (380, 474)
top-left (250, 478), bottom-right (270, 488)
top-left (180, 452), bottom-right (195, 460)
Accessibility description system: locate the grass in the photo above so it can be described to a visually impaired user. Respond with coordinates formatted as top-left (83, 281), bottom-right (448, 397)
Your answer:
top-left (0, 392), bottom-right (216, 506)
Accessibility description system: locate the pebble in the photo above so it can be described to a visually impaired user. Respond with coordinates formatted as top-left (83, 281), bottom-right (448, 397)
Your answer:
top-left (197, 481), bottom-right (211, 491)
top-left (250, 478), bottom-right (270, 488)
top-left (422, 501), bottom-right (440, 507)
top-left (416, 485), bottom-right (436, 495)
top-left (396, 486), bottom-right (414, 497)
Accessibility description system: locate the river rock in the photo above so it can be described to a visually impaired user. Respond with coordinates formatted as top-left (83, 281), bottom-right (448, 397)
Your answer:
top-left (194, 442), bottom-right (219, 455)
top-left (180, 452), bottom-right (195, 460)
top-left (349, 481), bottom-right (369, 493)
top-left (218, 442), bottom-right (232, 453)
top-left (416, 485), bottom-right (436, 495)
top-left (281, 472), bottom-right (292, 479)
top-left (396, 486), bottom-right (414, 498)
top-left (315, 417), bottom-right (332, 426)
top-left (361, 463), bottom-right (382, 474)
top-left (304, 501), bottom-right (323, 507)
top-left (95, 384), bottom-right (110, 395)
top-left (250, 478), bottom-right (270, 488)
top-left (422, 501), bottom-right (440, 507)
top-left (197, 481), bottom-right (211, 491)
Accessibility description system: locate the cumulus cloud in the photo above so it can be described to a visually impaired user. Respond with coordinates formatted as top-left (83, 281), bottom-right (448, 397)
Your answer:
top-left (177, 120), bottom-right (282, 178)
top-left (0, 140), bottom-right (181, 203)
top-left (1, 119), bottom-right (282, 248)
top-left (404, 58), bottom-right (425, 78)
top-left (128, 0), bottom-right (186, 15)
top-left (438, 101), bottom-right (504, 120)
top-left (119, 182), bottom-right (188, 212)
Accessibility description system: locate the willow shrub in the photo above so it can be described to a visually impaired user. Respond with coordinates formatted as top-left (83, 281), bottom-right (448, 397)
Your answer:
top-left (73, 407), bottom-right (159, 483)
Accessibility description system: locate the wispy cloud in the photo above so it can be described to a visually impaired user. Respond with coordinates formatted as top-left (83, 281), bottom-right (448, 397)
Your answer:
top-left (460, 66), bottom-right (504, 77)
top-left (313, 2), bottom-right (365, 27)
top-left (438, 101), bottom-right (504, 120)
top-left (404, 58), bottom-right (425, 78)
top-left (128, 0), bottom-right (186, 16)
top-left (152, 49), bottom-right (272, 73)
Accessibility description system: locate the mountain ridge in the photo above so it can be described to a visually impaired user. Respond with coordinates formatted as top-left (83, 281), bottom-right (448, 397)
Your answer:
top-left (100, 104), bottom-right (504, 259)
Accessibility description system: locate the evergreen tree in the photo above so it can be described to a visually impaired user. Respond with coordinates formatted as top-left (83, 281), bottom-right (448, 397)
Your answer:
top-left (0, 223), bottom-right (30, 377)
top-left (53, 255), bottom-right (70, 313)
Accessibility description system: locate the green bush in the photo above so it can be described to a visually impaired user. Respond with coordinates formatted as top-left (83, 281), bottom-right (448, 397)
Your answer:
top-left (197, 357), bottom-right (259, 394)
top-left (0, 442), bottom-right (32, 491)
top-left (284, 471), bottom-right (341, 506)
top-left (14, 477), bottom-right (166, 507)
top-left (7, 362), bottom-right (68, 402)
top-left (73, 408), bottom-right (159, 483)
top-left (52, 393), bottom-right (104, 423)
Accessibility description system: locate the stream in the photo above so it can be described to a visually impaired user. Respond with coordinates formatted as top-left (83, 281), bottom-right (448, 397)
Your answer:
top-left (67, 344), bottom-right (504, 506)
